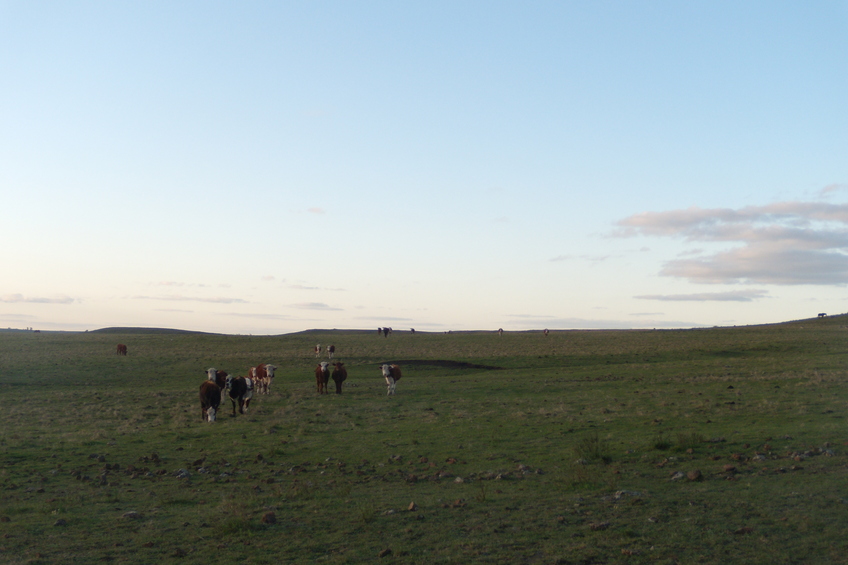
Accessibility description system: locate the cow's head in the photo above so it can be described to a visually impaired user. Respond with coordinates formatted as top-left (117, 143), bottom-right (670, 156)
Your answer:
top-left (206, 406), bottom-right (216, 423)
top-left (266, 364), bottom-right (277, 378)
top-left (206, 368), bottom-right (217, 380)
top-left (225, 374), bottom-right (234, 390)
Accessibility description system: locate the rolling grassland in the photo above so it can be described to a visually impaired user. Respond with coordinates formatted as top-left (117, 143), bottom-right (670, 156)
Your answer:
top-left (1, 318), bottom-right (847, 564)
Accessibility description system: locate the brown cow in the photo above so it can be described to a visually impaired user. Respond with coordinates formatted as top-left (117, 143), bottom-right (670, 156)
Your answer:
top-left (250, 363), bottom-right (277, 395)
top-left (206, 368), bottom-right (228, 389)
top-left (199, 380), bottom-right (221, 423)
top-left (116, 344), bottom-right (127, 356)
top-left (315, 362), bottom-right (330, 394)
top-left (331, 362), bottom-right (347, 394)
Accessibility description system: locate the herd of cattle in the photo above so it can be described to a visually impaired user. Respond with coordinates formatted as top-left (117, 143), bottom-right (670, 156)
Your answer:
top-left (192, 345), bottom-right (402, 423)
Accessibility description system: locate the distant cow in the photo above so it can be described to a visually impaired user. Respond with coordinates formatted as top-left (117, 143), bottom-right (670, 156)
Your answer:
top-left (116, 344), bottom-right (127, 356)
top-left (381, 363), bottom-right (402, 396)
top-left (206, 368), bottom-right (228, 389)
top-left (498, 328), bottom-right (503, 337)
top-left (199, 380), bottom-right (221, 423)
top-left (410, 328), bottom-right (415, 334)
top-left (224, 375), bottom-right (253, 416)
top-left (382, 327), bottom-right (392, 338)
top-left (327, 345), bottom-right (335, 359)
top-left (818, 313), bottom-right (827, 318)
top-left (250, 363), bottom-right (277, 395)
top-left (331, 362), bottom-right (347, 394)
top-left (315, 362), bottom-right (330, 394)
top-left (314, 344), bottom-right (322, 357)
top-left (544, 329), bottom-right (549, 336)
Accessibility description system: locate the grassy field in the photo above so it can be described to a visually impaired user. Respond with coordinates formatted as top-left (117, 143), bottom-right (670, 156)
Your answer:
top-left (1, 317), bottom-right (848, 564)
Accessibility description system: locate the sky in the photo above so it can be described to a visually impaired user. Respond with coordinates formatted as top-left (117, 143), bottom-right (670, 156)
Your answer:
top-left (1, 1), bottom-right (847, 334)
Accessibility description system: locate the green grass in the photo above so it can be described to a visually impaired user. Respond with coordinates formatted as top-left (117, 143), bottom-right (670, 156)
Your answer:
top-left (1, 318), bottom-right (848, 563)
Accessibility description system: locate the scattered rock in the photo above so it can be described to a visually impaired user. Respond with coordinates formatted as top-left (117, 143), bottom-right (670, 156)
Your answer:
top-left (172, 548), bottom-right (187, 557)
top-left (408, 502), bottom-right (418, 511)
top-left (454, 477), bottom-right (464, 483)
top-left (734, 526), bottom-right (754, 535)
top-left (379, 548), bottom-right (392, 558)
top-left (723, 465), bottom-right (737, 473)
top-left (670, 471), bottom-right (686, 481)
top-left (589, 521), bottom-right (610, 531)
top-left (686, 470), bottom-right (703, 481)
top-left (261, 512), bottom-right (276, 524)
top-left (53, 519), bottom-right (68, 527)
top-left (122, 511), bottom-right (143, 520)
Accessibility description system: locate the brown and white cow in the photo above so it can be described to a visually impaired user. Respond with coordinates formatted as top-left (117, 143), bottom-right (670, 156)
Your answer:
top-left (381, 363), bottom-right (402, 396)
top-left (224, 375), bottom-right (254, 416)
top-left (199, 380), bottom-right (221, 423)
top-left (116, 343), bottom-right (127, 356)
top-left (331, 362), bottom-right (347, 394)
top-left (498, 328), bottom-right (503, 337)
top-left (314, 344), bottom-right (322, 358)
top-left (249, 363), bottom-right (277, 395)
top-left (206, 368), bottom-right (228, 389)
top-left (315, 362), bottom-right (330, 394)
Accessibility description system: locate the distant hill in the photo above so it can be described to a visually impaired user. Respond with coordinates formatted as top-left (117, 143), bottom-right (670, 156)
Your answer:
top-left (89, 327), bottom-right (218, 335)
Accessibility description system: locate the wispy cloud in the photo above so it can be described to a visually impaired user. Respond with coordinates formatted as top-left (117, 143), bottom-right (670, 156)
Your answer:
top-left (615, 201), bottom-right (848, 285)
top-left (635, 290), bottom-right (769, 302)
top-left (132, 295), bottom-right (248, 304)
top-left (288, 284), bottom-right (346, 291)
top-left (1, 294), bottom-right (75, 304)
top-left (308, 207), bottom-right (325, 214)
top-left (290, 302), bottom-right (342, 311)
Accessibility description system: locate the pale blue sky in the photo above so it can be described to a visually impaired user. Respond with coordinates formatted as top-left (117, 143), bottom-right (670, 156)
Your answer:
top-left (2, 1), bottom-right (847, 333)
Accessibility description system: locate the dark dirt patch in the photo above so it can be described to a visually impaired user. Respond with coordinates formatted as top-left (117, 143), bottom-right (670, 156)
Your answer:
top-left (382, 360), bottom-right (503, 371)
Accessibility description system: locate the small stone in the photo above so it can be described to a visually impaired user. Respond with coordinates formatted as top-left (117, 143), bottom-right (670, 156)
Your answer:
top-left (589, 521), bottom-right (610, 531)
top-left (53, 519), bottom-right (68, 527)
top-left (379, 548), bottom-right (392, 558)
top-left (670, 471), bottom-right (686, 481)
top-left (122, 511), bottom-right (143, 520)
top-left (261, 512), bottom-right (276, 524)
top-left (686, 470), bottom-right (703, 481)
top-left (408, 502), bottom-right (418, 511)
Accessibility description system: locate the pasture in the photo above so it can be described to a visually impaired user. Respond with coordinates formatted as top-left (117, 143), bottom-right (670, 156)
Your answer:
top-left (1, 318), bottom-right (848, 564)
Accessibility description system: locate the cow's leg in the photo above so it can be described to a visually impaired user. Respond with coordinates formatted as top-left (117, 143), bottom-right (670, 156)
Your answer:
top-left (385, 377), bottom-right (394, 396)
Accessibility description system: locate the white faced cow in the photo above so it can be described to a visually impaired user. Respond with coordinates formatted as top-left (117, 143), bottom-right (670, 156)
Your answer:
top-left (224, 375), bottom-right (254, 416)
top-left (250, 363), bottom-right (277, 395)
top-left (314, 344), bottom-right (322, 358)
top-left (315, 361), bottom-right (330, 394)
top-left (381, 363), bottom-right (402, 396)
